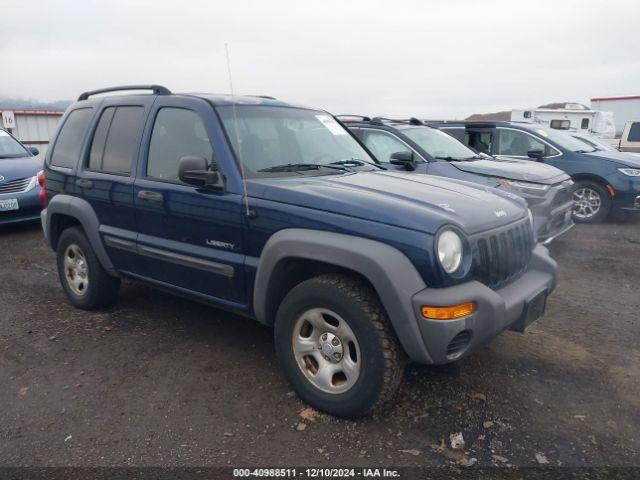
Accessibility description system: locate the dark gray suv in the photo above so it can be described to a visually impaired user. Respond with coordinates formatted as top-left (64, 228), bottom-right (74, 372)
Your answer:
top-left (342, 117), bottom-right (574, 244)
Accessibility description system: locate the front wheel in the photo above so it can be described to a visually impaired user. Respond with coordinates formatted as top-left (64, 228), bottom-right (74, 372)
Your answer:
top-left (274, 274), bottom-right (403, 417)
top-left (572, 181), bottom-right (611, 223)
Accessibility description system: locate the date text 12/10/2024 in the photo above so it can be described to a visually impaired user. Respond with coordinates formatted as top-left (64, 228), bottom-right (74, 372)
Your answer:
top-left (233, 468), bottom-right (401, 478)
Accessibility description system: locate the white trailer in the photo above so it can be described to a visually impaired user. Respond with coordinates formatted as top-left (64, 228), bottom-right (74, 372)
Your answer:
top-left (510, 104), bottom-right (615, 138)
top-left (590, 96), bottom-right (640, 137)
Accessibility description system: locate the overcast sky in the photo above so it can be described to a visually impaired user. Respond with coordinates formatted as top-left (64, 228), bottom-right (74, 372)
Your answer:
top-left (1, 0), bottom-right (639, 118)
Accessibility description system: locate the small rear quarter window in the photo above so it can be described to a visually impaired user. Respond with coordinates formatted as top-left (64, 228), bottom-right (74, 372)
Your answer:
top-left (50, 108), bottom-right (93, 169)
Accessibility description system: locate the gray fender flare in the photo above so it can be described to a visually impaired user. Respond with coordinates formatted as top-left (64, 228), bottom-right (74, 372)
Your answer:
top-left (44, 194), bottom-right (118, 277)
top-left (253, 228), bottom-right (431, 363)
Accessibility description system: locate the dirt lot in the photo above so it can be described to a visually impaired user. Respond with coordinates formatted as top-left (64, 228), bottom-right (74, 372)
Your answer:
top-left (1, 218), bottom-right (639, 468)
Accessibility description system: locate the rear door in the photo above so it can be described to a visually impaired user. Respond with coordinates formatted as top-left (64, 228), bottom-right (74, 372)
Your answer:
top-left (133, 96), bottom-right (246, 305)
top-left (76, 97), bottom-right (153, 272)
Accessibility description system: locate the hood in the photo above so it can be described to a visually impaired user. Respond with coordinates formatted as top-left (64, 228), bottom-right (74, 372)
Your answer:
top-left (450, 158), bottom-right (568, 184)
top-left (583, 150), bottom-right (640, 168)
top-left (0, 155), bottom-right (43, 182)
top-left (247, 170), bottom-right (527, 235)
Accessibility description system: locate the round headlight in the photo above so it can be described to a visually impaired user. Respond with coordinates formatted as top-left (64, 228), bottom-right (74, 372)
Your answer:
top-left (437, 230), bottom-right (463, 274)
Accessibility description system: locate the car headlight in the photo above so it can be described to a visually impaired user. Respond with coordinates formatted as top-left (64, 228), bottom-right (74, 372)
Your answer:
top-left (618, 168), bottom-right (640, 177)
top-left (498, 178), bottom-right (550, 191)
top-left (24, 175), bottom-right (38, 192)
top-left (437, 229), bottom-right (463, 275)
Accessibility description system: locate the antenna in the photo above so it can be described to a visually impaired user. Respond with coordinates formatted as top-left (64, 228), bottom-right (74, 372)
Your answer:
top-left (225, 42), bottom-right (252, 218)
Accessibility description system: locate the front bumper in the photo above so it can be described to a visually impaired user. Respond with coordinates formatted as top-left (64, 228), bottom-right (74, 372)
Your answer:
top-left (409, 245), bottom-right (557, 364)
top-left (608, 174), bottom-right (640, 213)
top-left (523, 182), bottom-right (574, 244)
top-left (0, 186), bottom-right (42, 226)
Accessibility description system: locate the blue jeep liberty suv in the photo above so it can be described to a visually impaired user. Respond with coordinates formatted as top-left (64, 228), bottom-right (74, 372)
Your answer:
top-left (40, 86), bottom-right (558, 417)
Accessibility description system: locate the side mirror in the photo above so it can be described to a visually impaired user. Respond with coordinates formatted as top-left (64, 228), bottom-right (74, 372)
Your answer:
top-left (28, 147), bottom-right (40, 156)
top-left (178, 156), bottom-right (224, 190)
top-left (389, 151), bottom-right (416, 171)
top-left (527, 149), bottom-right (544, 161)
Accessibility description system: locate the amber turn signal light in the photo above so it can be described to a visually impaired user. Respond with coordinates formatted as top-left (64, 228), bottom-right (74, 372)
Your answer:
top-left (421, 302), bottom-right (477, 320)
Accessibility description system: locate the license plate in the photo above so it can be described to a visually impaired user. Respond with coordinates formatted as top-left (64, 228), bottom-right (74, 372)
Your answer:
top-left (512, 289), bottom-right (548, 333)
top-left (0, 198), bottom-right (19, 211)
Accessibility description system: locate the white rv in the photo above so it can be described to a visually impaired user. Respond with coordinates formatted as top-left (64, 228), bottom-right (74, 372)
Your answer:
top-left (510, 103), bottom-right (615, 139)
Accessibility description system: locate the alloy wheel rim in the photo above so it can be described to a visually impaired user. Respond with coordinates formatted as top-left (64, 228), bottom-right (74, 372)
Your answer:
top-left (292, 308), bottom-right (361, 394)
top-left (573, 187), bottom-right (601, 219)
top-left (64, 244), bottom-right (89, 296)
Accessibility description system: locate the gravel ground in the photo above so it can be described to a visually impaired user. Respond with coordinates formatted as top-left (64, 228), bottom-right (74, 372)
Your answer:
top-left (0, 218), bottom-right (639, 468)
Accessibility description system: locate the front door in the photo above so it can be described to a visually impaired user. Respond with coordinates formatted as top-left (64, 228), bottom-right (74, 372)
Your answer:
top-left (133, 97), bottom-right (246, 305)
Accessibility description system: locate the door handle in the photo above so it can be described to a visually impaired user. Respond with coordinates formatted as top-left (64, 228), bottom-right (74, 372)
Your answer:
top-left (137, 190), bottom-right (164, 204)
top-left (75, 179), bottom-right (93, 189)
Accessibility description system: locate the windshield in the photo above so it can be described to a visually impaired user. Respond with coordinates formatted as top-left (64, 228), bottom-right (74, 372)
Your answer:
top-left (573, 134), bottom-right (616, 152)
top-left (530, 127), bottom-right (597, 153)
top-left (217, 106), bottom-right (375, 176)
top-left (0, 130), bottom-right (30, 158)
top-left (402, 127), bottom-right (480, 160)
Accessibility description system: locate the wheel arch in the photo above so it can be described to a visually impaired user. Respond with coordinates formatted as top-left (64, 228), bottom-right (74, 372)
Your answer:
top-left (571, 173), bottom-right (612, 191)
top-left (44, 194), bottom-right (118, 277)
top-left (253, 228), bottom-right (431, 363)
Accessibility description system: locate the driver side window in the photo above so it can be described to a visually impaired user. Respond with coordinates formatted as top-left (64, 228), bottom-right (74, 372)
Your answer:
top-left (362, 130), bottom-right (411, 162)
top-left (147, 108), bottom-right (213, 182)
top-left (496, 129), bottom-right (548, 157)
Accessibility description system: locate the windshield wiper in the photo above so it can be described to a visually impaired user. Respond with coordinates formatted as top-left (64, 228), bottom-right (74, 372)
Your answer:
top-left (434, 155), bottom-right (481, 162)
top-left (329, 158), bottom-right (385, 169)
top-left (258, 163), bottom-right (348, 173)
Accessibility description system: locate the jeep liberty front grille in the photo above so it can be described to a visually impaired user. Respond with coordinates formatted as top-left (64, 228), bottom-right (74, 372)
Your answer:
top-left (471, 218), bottom-right (534, 289)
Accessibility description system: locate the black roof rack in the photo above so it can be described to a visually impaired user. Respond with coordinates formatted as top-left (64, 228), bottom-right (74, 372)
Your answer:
top-left (77, 85), bottom-right (172, 101)
top-left (370, 117), bottom-right (424, 126)
top-left (335, 115), bottom-right (372, 122)
top-left (250, 95), bottom-right (277, 100)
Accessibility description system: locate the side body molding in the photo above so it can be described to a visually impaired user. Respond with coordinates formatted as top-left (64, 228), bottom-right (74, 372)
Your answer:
top-left (253, 228), bottom-right (432, 363)
top-left (42, 194), bottom-right (118, 277)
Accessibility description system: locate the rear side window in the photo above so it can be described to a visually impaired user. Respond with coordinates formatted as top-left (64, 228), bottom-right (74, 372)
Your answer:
top-left (467, 131), bottom-right (493, 154)
top-left (88, 106), bottom-right (144, 175)
top-left (628, 122), bottom-right (640, 142)
top-left (50, 108), bottom-right (93, 168)
top-left (147, 108), bottom-right (213, 182)
top-left (550, 119), bottom-right (570, 130)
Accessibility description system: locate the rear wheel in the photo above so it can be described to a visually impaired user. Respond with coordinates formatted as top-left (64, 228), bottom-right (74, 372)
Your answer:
top-left (274, 274), bottom-right (403, 417)
top-left (572, 181), bottom-right (611, 223)
top-left (56, 227), bottom-right (120, 310)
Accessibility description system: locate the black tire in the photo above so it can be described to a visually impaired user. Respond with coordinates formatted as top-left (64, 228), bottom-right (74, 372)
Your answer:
top-left (274, 274), bottom-right (403, 417)
top-left (56, 226), bottom-right (120, 310)
top-left (571, 180), bottom-right (612, 224)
